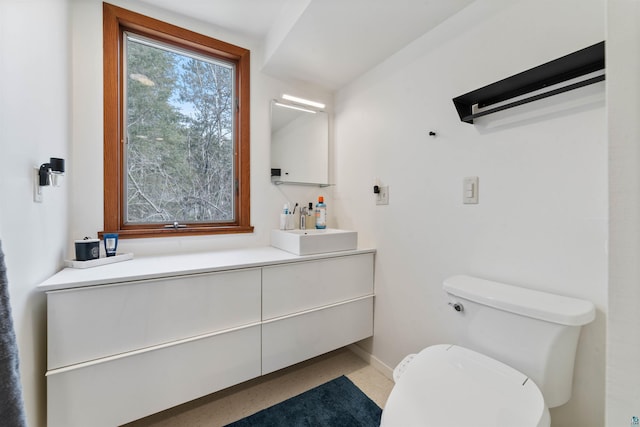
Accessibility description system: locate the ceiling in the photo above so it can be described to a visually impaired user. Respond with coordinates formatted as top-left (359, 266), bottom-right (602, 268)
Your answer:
top-left (136, 0), bottom-right (475, 91)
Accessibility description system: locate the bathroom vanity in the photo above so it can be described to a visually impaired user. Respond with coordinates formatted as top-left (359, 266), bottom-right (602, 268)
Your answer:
top-left (39, 247), bottom-right (374, 427)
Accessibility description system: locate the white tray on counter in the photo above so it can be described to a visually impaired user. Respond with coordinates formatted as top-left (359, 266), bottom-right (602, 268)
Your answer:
top-left (64, 253), bottom-right (134, 269)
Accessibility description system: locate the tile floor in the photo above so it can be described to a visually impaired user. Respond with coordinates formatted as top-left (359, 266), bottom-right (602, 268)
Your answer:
top-left (124, 347), bottom-right (394, 427)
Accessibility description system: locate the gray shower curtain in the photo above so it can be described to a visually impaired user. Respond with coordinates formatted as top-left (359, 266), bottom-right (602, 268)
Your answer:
top-left (0, 240), bottom-right (27, 427)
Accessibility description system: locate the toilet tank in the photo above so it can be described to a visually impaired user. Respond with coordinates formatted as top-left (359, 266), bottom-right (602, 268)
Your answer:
top-left (443, 275), bottom-right (595, 408)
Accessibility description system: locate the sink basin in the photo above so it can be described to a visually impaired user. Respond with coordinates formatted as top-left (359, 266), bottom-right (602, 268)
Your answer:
top-left (271, 228), bottom-right (357, 255)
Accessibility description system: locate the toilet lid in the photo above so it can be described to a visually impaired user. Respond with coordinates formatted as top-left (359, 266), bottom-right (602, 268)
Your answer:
top-left (382, 344), bottom-right (547, 427)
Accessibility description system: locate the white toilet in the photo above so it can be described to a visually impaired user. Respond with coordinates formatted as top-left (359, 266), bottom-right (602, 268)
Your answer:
top-left (380, 275), bottom-right (595, 427)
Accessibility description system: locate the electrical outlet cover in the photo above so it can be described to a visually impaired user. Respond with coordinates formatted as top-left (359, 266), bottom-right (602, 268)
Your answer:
top-left (376, 186), bottom-right (389, 205)
top-left (33, 167), bottom-right (43, 203)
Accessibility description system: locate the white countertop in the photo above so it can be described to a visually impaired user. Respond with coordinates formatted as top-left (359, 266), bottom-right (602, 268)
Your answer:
top-left (38, 247), bottom-right (375, 291)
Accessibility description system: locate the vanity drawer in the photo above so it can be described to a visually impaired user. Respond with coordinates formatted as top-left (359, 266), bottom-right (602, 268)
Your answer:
top-left (262, 296), bottom-right (374, 375)
top-left (47, 324), bottom-right (261, 427)
top-left (262, 253), bottom-right (373, 320)
top-left (47, 268), bottom-right (261, 369)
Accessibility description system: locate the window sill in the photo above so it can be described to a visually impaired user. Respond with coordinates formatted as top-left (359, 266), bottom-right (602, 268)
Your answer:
top-left (98, 225), bottom-right (254, 240)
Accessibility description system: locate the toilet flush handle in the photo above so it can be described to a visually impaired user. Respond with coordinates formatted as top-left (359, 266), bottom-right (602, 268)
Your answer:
top-left (448, 302), bottom-right (464, 312)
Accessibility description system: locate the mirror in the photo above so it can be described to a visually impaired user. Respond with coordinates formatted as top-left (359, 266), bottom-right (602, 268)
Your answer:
top-left (270, 100), bottom-right (329, 186)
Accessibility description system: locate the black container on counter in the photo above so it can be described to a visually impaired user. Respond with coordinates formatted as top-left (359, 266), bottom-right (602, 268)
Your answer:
top-left (75, 238), bottom-right (100, 261)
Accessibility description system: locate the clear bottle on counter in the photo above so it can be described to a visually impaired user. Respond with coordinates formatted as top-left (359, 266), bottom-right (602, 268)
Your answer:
top-left (315, 196), bottom-right (326, 229)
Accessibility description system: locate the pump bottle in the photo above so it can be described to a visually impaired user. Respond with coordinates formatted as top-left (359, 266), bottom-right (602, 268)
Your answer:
top-left (315, 196), bottom-right (327, 229)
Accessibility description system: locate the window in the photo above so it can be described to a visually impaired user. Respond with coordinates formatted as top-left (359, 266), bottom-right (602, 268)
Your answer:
top-left (102, 3), bottom-right (252, 238)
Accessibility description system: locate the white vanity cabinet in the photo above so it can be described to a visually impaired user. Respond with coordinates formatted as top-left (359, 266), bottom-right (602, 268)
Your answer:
top-left (261, 254), bottom-right (374, 374)
top-left (46, 268), bottom-right (263, 427)
top-left (42, 248), bottom-right (374, 427)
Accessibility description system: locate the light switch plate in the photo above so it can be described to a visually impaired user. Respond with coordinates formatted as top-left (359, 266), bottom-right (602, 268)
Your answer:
top-left (463, 177), bottom-right (478, 204)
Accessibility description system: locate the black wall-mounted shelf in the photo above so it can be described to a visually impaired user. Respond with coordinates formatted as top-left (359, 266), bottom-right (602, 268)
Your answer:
top-left (452, 41), bottom-right (605, 124)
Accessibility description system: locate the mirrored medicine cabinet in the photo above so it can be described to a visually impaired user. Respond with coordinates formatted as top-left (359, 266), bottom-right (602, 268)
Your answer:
top-left (270, 100), bottom-right (330, 187)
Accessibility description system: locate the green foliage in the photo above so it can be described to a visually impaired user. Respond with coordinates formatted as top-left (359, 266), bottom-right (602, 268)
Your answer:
top-left (125, 36), bottom-right (234, 224)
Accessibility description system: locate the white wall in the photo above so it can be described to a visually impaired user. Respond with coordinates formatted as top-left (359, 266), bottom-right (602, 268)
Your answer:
top-left (334, 1), bottom-right (606, 426)
top-left (606, 1), bottom-right (640, 425)
top-left (0, 1), bottom-right (70, 426)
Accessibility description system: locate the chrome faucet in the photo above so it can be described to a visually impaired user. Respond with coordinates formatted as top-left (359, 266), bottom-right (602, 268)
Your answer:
top-left (300, 207), bottom-right (307, 230)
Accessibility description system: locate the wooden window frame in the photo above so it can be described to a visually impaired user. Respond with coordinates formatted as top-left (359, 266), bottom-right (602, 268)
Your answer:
top-left (102, 3), bottom-right (252, 239)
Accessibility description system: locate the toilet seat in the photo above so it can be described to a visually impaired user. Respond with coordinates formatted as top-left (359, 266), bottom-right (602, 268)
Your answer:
top-left (381, 344), bottom-right (550, 427)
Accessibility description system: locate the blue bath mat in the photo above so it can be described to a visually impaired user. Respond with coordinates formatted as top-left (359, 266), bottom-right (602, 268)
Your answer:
top-left (225, 375), bottom-right (382, 427)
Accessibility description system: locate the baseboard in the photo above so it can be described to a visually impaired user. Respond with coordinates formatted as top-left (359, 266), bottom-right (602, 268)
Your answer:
top-left (347, 344), bottom-right (394, 381)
